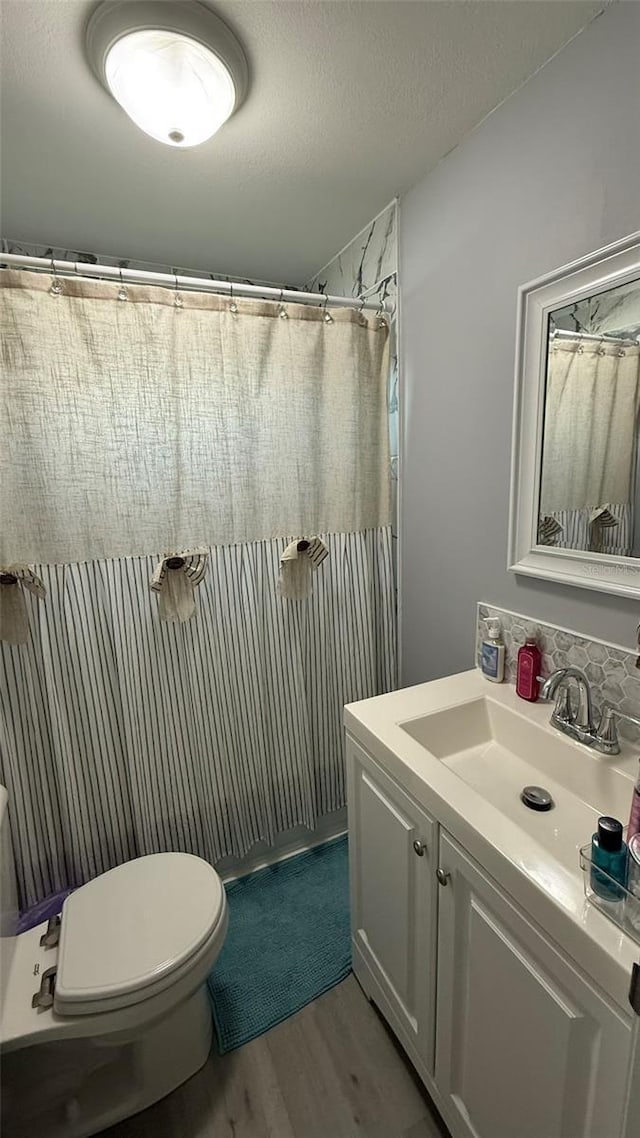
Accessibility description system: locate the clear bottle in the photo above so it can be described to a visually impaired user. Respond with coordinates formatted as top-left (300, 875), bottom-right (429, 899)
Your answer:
top-left (627, 833), bottom-right (640, 934)
top-left (516, 635), bottom-right (542, 702)
top-left (481, 618), bottom-right (505, 684)
top-left (590, 816), bottom-right (628, 902)
top-left (627, 760), bottom-right (640, 841)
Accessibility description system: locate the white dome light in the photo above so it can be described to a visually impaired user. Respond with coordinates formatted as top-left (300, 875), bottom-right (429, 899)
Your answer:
top-left (105, 30), bottom-right (236, 147)
top-left (87, 2), bottom-right (248, 149)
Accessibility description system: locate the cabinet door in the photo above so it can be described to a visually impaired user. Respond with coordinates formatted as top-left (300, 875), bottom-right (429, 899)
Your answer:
top-left (621, 1013), bottom-right (640, 1138)
top-left (436, 832), bottom-right (632, 1138)
top-left (347, 736), bottom-right (437, 1073)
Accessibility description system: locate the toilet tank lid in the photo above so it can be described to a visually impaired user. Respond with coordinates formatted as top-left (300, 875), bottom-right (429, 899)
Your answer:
top-left (56, 853), bottom-right (224, 1005)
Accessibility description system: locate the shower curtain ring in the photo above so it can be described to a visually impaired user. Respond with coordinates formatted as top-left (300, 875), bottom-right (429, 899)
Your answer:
top-left (229, 280), bottom-right (238, 314)
top-left (49, 254), bottom-right (63, 297)
top-left (117, 268), bottom-right (128, 302)
top-left (278, 288), bottom-right (288, 319)
top-left (358, 295), bottom-right (367, 325)
top-left (173, 270), bottom-right (183, 309)
top-left (323, 293), bottom-right (333, 324)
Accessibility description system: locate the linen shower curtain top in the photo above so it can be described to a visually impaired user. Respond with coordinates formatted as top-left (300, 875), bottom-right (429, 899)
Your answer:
top-left (0, 271), bottom-right (390, 565)
top-left (540, 338), bottom-right (640, 514)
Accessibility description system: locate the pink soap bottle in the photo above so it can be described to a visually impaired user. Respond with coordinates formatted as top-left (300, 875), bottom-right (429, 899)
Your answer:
top-left (628, 762), bottom-right (640, 840)
top-left (516, 636), bottom-right (541, 702)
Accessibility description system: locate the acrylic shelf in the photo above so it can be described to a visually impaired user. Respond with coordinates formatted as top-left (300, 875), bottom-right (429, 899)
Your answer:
top-left (579, 842), bottom-right (640, 946)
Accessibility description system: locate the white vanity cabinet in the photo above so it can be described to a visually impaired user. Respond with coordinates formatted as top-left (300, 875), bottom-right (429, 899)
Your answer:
top-left (436, 832), bottom-right (632, 1138)
top-left (346, 734), bottom-right (635, 1138)
top-left (346, 737), bottom-right (438, 1075)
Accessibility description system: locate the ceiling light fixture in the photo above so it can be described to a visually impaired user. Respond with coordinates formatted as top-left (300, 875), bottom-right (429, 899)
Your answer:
top-left (86, 1), bottom-right (248, 148)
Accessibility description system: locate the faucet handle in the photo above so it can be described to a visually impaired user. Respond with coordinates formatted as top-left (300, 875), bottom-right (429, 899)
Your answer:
top-left (594, 705), bottom-right (621, 755)
top-left (552, 685), bottom-right (573, 725)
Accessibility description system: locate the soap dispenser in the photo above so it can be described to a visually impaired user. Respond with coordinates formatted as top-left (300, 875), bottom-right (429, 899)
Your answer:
top-left (481, 618), bottom-right (505, 684)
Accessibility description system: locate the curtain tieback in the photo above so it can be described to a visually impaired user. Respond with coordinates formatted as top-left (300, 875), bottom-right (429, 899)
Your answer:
top-left (278, 537), bottom-right (329, 599)
top-left (150, 550), bottom-right (208, 623)
top-left (589, 507), bottom-right (619, 528)
top-left (0, 565), bottom-right (46, 644)
top-left (538, 516), bottom-right (564, 545)
top-left (589, 507), bottom-right (619, 555)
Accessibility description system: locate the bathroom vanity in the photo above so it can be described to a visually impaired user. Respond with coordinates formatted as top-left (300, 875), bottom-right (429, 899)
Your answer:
top-left (345, 670), bottom-right (640, 1138)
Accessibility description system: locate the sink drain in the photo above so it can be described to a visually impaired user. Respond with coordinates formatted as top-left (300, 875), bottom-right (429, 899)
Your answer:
top-left (521, 785), bottom-right (554, 812)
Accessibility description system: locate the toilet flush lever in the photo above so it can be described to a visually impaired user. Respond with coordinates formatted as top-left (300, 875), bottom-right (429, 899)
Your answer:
top-left (39, 914), bottom-right (61, 949)
top-left (32, 965), bottom-right (57, 1010)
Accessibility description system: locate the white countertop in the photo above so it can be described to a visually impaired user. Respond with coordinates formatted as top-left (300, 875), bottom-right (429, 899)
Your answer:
top-left (345, 669), bottom-right (640, 1016)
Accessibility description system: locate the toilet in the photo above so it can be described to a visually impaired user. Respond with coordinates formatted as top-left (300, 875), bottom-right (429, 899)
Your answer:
top-left (0, 786), bottom-right (228, 1137)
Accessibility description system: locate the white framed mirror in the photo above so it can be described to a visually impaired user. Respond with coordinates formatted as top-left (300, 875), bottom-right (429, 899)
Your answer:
top-left (509, 231), bottom-right (640, 598)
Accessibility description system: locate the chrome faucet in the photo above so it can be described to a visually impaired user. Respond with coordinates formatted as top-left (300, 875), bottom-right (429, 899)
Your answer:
top-left (541, 667), bottom-right (593, 735)
top-left (540, 667), bottom-right (620, 754)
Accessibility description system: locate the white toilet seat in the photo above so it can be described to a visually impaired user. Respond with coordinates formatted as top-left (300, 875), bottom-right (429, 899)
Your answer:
top-left (55, 852), bottom-right (226, 1017)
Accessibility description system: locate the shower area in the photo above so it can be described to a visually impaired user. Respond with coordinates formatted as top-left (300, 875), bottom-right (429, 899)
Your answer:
top-left (0, 227), bottom-right (397, 913)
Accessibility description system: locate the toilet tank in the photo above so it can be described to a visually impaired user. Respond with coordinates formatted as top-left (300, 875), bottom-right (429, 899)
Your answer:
top-left (0, 786), bottom-right (18, 1020)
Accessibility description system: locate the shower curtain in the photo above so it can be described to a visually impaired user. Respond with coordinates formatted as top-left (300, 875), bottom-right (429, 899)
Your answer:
top-left (0, 271), bottom-right (395, 907)
top-left (540, 337), bottom-right (640, 554)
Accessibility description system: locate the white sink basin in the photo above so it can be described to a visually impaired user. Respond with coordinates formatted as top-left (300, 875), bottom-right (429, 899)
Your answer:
top-left (399, 696), bottom-right (633, 875)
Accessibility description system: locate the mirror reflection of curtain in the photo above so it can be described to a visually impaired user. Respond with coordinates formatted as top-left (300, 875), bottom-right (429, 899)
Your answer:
top-left (540, 339), bottom-right (640, 555)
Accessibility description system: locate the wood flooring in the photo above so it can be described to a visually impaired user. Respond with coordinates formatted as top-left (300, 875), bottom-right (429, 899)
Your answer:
top-left (103, 976), bottom-right (450, 1138)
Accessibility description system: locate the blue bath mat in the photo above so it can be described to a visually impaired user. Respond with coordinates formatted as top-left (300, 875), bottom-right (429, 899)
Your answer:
top-left (207, 835), bottom-right (351, 1053)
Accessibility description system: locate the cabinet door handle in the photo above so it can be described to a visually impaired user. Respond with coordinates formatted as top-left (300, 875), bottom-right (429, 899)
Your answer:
top-left (413, 839), bottom-right (427, 857)
top-left (436, 868), bottom-right (451, 886)
top-left (630, 962), bottom-right (640, 1016)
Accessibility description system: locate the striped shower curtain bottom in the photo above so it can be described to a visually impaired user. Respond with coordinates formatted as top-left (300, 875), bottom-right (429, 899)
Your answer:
top-left (0, 528), bottom-right (396, 908)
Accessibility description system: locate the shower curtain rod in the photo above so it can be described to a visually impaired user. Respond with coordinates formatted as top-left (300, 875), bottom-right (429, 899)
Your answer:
top-left (0, 253), bottom-right (386, 313)
top-left (551, 327), bottom-right (639, 346)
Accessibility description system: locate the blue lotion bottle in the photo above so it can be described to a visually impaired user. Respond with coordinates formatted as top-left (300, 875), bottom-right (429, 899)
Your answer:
top-left (481, 618), bottom-right (505, 683)
top-left (590, 816), bottom-right (628, 901)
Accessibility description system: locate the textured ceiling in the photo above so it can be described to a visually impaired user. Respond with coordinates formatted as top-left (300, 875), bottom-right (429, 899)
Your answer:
top-left (0, 0), bottom-right (604, 284)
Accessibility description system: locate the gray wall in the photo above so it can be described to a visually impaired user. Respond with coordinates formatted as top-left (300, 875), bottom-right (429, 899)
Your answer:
top-left (400, 2), bottom-right (640, 686)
